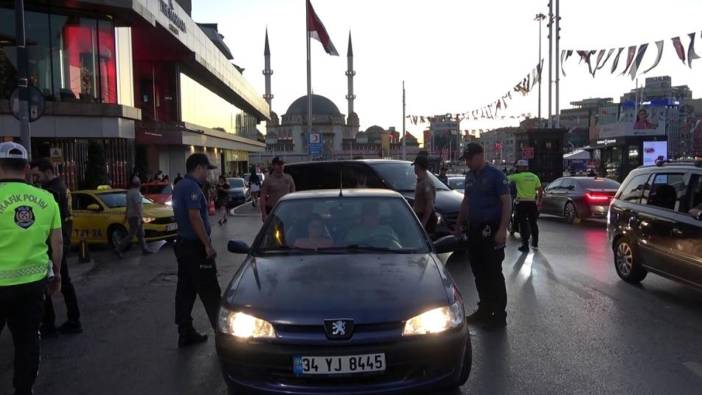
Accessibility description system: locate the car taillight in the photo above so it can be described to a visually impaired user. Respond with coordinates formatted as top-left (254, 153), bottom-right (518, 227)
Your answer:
top-left (585, 192), bottom-right (610, 204)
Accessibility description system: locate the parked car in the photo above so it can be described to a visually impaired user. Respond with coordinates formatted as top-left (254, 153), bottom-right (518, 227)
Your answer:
top-left (446, 175), bottom-right (466, 194)
top-left (71, 187), bottom-right (178, 247)
top-left (540, 176), bottom-right (621, 224)
top-left (608, 160), bottom-right (702, 288)
top-left (226, 177), bottom-right (249, 208)
top-left (284, 160), bottom-right (464, 238)
top-left (141, 181), bottom-right (173, 206)
top-left (217, 189), bottom-right (471, 394)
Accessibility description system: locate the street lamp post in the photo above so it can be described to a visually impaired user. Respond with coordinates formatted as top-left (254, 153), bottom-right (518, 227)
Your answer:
top-left (535, 13), bottom-right (546, 127)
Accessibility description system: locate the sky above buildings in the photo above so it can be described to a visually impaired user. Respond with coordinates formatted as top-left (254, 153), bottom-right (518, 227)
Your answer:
top-left (193, 0), bottom-right (702, 143)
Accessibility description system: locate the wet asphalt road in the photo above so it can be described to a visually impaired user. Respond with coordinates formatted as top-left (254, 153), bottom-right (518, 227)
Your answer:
top-left (2, 205), bottom-right (702, 395)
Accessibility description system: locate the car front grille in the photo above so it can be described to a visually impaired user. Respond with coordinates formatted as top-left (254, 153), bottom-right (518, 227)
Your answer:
top-left (152, 216), bottom-right (175, 225)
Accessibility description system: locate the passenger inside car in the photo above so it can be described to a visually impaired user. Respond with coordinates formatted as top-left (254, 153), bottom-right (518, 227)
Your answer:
top-left (293, 215), bottom-right (334, 249)
top-left (344, 203), bottom-right (400, 247)
top-left (649, 184), bottom-right (677, 210)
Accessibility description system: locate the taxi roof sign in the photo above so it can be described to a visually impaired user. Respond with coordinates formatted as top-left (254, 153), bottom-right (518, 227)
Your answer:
top-left (96, 185), bottom-right (112, 191)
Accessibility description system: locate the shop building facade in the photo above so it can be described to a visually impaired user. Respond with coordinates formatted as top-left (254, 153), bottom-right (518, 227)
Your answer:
top-left (0, 0), bottom-right (268, 188)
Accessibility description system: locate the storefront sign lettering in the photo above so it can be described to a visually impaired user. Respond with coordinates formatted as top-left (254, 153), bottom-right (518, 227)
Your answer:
top-left (596, 139), bottom-right (617, 145)
top-left (160, 0), bottom-right (186, 33)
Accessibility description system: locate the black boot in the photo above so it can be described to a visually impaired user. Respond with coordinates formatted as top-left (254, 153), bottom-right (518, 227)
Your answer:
top-left (178, 327), bottom-right (208, 348)
top-left (465, 308), bottom-right (491, 324)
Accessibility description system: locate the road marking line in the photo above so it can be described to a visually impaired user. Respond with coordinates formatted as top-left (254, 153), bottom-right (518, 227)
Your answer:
top-left (684, 362), bottom-right (702, 379)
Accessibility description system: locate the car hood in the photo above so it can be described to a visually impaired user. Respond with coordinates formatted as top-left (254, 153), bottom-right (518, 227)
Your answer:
top-left (228, 187), bottom-right (246, 193)
top-left (225, 254), bottom-right (451, 325)
top-left (400, 190), bottom-right (463, 214)
top-left (143, 204), bottom-right (174, 217)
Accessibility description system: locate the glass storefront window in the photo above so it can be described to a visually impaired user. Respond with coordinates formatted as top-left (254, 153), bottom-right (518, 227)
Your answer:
top-left (0, 7), bottom-right (117, 104)
top-left (180, 72), bottom-right (251, 135)
top-left (0, 8), bottom-right (17, 99)
top-left (98, 20), bottom-right (116, 103)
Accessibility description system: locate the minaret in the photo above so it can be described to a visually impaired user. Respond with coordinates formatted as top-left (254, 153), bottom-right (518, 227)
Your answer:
top-left (345, 32), bottom-right (356, 117)
top-left (263, 29), bottom-right (273, 107)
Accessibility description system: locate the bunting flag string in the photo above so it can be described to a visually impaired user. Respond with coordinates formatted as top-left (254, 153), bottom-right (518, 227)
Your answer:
top-left (404, 60), bottom-right (542, 125)
top-left (563, 29), bottom-right (701, 79)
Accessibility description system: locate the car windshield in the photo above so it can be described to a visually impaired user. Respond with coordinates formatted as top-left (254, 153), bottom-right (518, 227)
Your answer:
top-left (141, 184), bottom-right (172, 194)
top-left (227, 178), bottom-right (245, 188)
top-left (448, 177), bottom-right (465, 189)
top-left (255, 196), bottom-right (430, 255)
top-left (578, 178), bottom-right (621, 189)
top-left (99, 192), bottom-right (153, 208)
top-left (370, 162), bottom-right (450, 192)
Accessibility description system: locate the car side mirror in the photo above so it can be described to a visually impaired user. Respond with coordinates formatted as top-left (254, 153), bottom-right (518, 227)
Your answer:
top-left (228, 240), bottom-right (251, 254)
top-left (86, 203), bottom-right (101, 211)
top-left (433, 235), bottom-right (461, 254)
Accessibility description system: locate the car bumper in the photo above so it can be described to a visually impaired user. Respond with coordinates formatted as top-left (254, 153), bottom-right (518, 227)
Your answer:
top-left (216, 325), bottom-right (469, 394)
top-left (144, 224), bottom-right (178, 241)
top-left (584, 205), bottom-right (609, 219)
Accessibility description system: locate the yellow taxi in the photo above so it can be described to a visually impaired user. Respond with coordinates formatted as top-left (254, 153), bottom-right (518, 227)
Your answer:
top-left (70, 186), bottom-right (178, 247)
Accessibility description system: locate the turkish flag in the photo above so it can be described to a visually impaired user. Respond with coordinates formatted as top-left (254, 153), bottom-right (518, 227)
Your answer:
top-left (307, 0), bottom-right (339, 56)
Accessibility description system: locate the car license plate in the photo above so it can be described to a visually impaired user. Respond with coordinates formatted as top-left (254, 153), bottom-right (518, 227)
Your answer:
top-left (166, 223), bottom-right (178, 231)
top-left (293, 353), bottom-right (386, 376)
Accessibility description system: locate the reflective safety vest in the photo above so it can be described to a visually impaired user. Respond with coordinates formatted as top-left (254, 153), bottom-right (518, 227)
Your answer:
top-left (0, 180), bottom-right (61, 286)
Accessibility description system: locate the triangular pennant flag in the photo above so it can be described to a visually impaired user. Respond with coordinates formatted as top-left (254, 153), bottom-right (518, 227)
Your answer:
top-left (611, 47), bottom-right (624, 74)
top-left (593, 49), bottom-right (615, 77)
top-left (621, 46), bottom-right (637, 75)
top-left (672, 36), bottom-right (686, 64)
top-left (643, 41), bottom-right (664, 74)
top-left (496, 100), bottom-right (502, 110)
top-left (687, 32), bottom-right (700, 67)
top-left (507, 91), bottom-right (512, 100)
top-left (591, 49), bottom-right (606, 77)
top-left (503, 98), bottom-right (508, 109)
top-left (629, 43), bottom-right (649, 80)
top-left (561, 49), bottom-right (573, 77)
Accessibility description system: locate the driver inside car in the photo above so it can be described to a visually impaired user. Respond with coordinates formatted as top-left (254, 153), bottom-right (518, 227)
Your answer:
top-left (344, 203), bottom-right (400, 247)
top-left (293, 214), bottom-right (334, 249)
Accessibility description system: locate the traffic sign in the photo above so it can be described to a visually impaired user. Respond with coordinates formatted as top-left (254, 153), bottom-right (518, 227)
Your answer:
top-left (10, 86), bottom-right (45, 122)
top-left (309, 132), bottom-right (322, 156)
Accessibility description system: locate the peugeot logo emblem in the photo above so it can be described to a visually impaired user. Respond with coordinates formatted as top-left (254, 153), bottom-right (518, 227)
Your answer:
top-left (324, 319), bottom-right (354, 340)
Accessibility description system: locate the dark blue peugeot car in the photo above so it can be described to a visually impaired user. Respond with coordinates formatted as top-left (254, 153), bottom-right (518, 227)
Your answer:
top-left (216, 189), bottom-right (470, 394)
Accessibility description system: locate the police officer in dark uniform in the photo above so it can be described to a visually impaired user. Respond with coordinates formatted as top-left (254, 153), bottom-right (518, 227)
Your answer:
top-left (30, 158), bottom-right (82, 335)
top-left (172, 153), bottom-right (221, 348)
top-left (455, 143), bottom-right (512, 330)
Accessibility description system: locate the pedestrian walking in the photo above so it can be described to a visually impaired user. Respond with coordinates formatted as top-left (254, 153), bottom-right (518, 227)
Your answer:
top-left (438, 167), bottom-right (449, 185)
top-left (260, 157), bottom-right (295, 222)
top-left (30, 158), bottom-right (82, 335)
top-left (215, 175), bottom-right (230, 225)
top-left (174, 173), bottom-right (183, 185)
top-left (0, 142), bottom-right (63, 395)
top-left (115, 176), bottom-right (152, 257)
top-left (172, 153), bottom-right (221, 348)
top-left (412, 155), bottom-right (437, 234)
top-left (248, 168), bottom-right (261, 208)
top-left (455, 143), bottom-right (512, 330)
top-left (508, 160), bottom-right (543, 252)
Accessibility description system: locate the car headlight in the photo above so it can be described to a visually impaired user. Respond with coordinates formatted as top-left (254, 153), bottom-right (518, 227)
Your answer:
top-left (402, 302), bottom-right (464, 336)
top-left (165, 200), bottom-right (172, 206)
top-left (218, 310), bottom-right (276, 339)
top-left (142, 217), bottom-right (156, 223)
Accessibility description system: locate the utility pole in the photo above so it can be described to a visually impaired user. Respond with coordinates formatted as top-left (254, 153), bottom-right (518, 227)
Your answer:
top-left (15, 0), bottom-right (31, 156)
top-left (556, 0), bottom-right (561, 128)
top-left (402, 81), bottom-right (406, 160)
top-left (535, 13), bottom-right (546, 127)
top-left (547, 1), bottom-right (553, 128)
